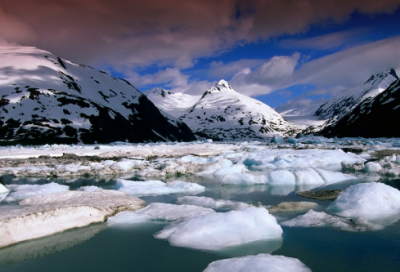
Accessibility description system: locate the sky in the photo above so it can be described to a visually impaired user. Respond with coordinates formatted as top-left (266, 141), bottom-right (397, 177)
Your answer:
top-left (1, 0), bottom-right (400, 111)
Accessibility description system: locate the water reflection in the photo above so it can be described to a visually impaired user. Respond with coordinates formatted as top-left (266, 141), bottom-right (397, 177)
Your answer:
top-left (0, 223), bottom-right (106, 266)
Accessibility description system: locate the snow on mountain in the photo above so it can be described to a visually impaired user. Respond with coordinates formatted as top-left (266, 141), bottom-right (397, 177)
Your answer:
top-left (144, 88), bottom-right (200, 118)
top-left (320, 78), bottom-right (400, 138)
top-left (179, 80), bottom-right (298, 140)
top-left (0, 46), bottom-right (196, 144)
top-left (315, 69), bottom-right (398, 126)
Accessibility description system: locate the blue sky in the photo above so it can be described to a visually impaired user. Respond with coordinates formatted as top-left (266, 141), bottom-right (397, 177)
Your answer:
top-left (2, 0), bottom-right (400, 111)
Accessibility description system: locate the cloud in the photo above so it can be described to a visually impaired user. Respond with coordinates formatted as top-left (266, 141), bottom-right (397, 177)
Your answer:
top-left (0, 0), bottom-right (399, 70)
top-left (229, 53), bottom-right (301, 96)
top-left (278, 28), bottom-right (371, 50)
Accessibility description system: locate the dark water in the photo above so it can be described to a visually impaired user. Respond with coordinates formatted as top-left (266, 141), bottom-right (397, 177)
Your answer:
top-left (1, 175), bottom-right (400, 272)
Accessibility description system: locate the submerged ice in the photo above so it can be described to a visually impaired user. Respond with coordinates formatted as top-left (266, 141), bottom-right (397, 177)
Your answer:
top-left (5, 182), bottom-right (69, 202)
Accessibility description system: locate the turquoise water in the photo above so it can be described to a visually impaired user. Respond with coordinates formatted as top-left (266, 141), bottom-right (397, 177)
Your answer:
top-left (1, 175), bottom-right (400, 272)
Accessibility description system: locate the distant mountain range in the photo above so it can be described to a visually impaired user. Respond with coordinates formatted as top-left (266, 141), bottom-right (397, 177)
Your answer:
top-left (146, 80), bottom-right (298, 140)
top-left (0, 46), bottom-right (196, 144)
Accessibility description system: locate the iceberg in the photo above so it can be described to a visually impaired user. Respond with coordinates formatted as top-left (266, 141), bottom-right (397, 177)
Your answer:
top-left (203, 254), bottom-right (312, 272)
top-left (0, 190), bottom-right (145, 248)
top-left (154, 207), bottom-right (282, 251)
top-left (5, 182), bottom-right (69, 202)
top-left (177, 196), bottom-right (251, 210)
top-left (114, 179), bottom-right (205, 196)
top-left (327, 182), bottom-right (400, 220)
top-left (108, 203), bottom-right (215, 225)
top-left (282, 210), bottom-right (380, 232)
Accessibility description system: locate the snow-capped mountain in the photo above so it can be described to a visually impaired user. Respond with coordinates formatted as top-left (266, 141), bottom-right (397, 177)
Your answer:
top-left (0, 46), bottom-right (196, 144)
top-left (179, 80), bottom-right (298, 140)
top-left (319, 78), bottom-right (400, 137)
top-left (144, 88), bottom-right (200, 118)
top-left (315, 68), bottom-right (398, 126)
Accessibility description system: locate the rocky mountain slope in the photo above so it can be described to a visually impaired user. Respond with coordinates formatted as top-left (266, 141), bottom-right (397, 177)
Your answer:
top-left (0, 46), bottom-right (196, 144)
top-left (315, 69), bottom-right (398, 125)
top-left (303, 69), bottom-right (398, 134)
top-left (144, 88), bottom-right (200, 118)
top-left (179, 80), bottom-right (297, 140)
top-left (319, 78), bottom-right (400, 138)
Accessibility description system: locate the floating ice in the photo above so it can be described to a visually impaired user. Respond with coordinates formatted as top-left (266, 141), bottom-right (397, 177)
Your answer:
top-left (314, 168), bottom-right (356, 184)
top-left (154, 207), bottom-right (282, 251)
top-left (213, 164), bottom-right (246, 178)
top-left (222, 173), bottom-right (268, 185)
top-left (270, 134), bottom-right (284, 143)
top-left (203, 254), bottom-right (312, 272)
top-left (196, 159), bottom-right (233, 175)
top-left (78, 186), bottom-right (103, 192)
top-left (0, 183), bottom-right (9, 194)
top-left (327, 182), bottom-right (400, 220)
top-left (180, 155), bottom-right (218, 164)
top-left (268, 170), bottom-right (296, 185)
top-left (363, 162), bottom-right (382, 173)
top-left (5, 182), bottom-right (69, 202)
top-left (282, 210), bottom-right (380, 232)
top-left (114, 179), bottom-right (205, 196)
top-left (108, 203), bottom-right (215, 225)
top-left (177, 196), bottom-right (251, 210)
top-left (0, 190), bottom-right (145, 248)
top-left (294, 169), bottom-right (325, 186)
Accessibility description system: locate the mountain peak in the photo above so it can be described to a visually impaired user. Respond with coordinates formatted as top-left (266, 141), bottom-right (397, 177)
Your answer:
top-left (216, 79), bottom-right (232, 89)
top-left (364, 68), bottom-right (399, 85)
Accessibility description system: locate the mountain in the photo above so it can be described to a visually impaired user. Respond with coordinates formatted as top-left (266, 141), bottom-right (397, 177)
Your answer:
top-left (0, 46), bottom-right (196, 145)
top-left (179, 80), bottom-right (298, 140)
top-left (314, 69), bottom-right (398, 126)
top-left (144, 88), bottom-right (200, 118)
top-left (319, 78), bottom-right (400, 138)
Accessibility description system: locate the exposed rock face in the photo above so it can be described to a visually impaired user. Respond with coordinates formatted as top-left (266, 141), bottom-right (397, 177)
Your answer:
top-left (320, 79), bottom-right (400, 138)
top-left (0, 46), bottom-right (196, 145)
top-left (179, 80), bottom-right (298, 140)
top-left (303, 69), bottom-right (398, 134)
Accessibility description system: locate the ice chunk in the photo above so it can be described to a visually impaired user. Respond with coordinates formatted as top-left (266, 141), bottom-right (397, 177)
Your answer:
top-left (154, 207), bottom-right (282, 251)
top-left (213, 164), bottom-right (246, 178)
top-left (222, 173), bottom-right (268, 185)
top-left (270, 134), bottom-right (284, 143)
top-left (5, 182), bottom-right (69, 202)
top-left (0, 191), bottom-right (145, 248)
top-left (114, 179), bottom-right (205, 196)
top-left (282, 210), bottom-right (380, 232)
top-left (269, 202), bottom-right (318, 213)
top-left (197, 159), bottom-right (233, 175)
top-left (0, 183), bottom-right (9, 194)
top-left (177, 196), bottom-right (251, 210)
top-left (327, 182), bottom-right (400, 220)
top-left (363, 162), bottom-right (382, 173)
top-left (180, 155), bottom-right (217, 164)
top-left (268, 170), bottom-right (296, 185)
top-left (203, 254), bottom-right (312, 272)
top-left (314, 168), bottom-right (355, 184)
top-left (294, 168), bottom-right (325, 185)
top-left (108, 203), bottom-right (215, 225)
top-left (78, 186), bottom-right (103, 192)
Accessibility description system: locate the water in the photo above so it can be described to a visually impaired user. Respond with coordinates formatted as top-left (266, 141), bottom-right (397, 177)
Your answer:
top-left (1, 175), bottom-right (400, 272)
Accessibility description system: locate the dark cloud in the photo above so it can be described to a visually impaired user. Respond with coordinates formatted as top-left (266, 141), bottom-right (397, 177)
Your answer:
top-left (1, 0), bottom-right (399, 69)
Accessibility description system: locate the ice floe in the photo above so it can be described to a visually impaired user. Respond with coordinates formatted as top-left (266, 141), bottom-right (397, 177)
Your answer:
top-left (281, 210), bottom-right (380, 232)
top-left (203, 254), bottom-right (312, 272)
top-left (327, 182), bottom-right (400, 220)
top-left (177, 196), bottom-right (251, 210)
top-left (108, 203), bottom-right (215, 225)
top-left (77, 186), bottom-right (103, 192)
top-left (154, 207), bottom-right (282, 251)
top-left (114, 179), bottom-right (205, 196)
top-left (0, 190), bottom-right (145, 248)
top-left (5, 182), bottom-right (69, 202)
